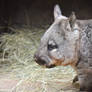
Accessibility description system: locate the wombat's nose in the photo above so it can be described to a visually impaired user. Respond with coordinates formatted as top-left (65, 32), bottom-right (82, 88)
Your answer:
top-left (34, 53), bottom-right (56, 68)
top-left (34, 53), bottom-right (46, 65)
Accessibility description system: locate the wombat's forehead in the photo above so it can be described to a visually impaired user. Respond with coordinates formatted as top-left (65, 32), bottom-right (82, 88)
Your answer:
top-left (41, 24), bottom-right (58, 41)
top-left (41, 18), bottom-right (68, 43)
top-left (41, 31), bottom-right (64, 47)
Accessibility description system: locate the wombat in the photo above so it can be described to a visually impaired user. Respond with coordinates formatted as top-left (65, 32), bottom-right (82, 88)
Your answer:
top-left (34, 4), bottom-right (92, 92)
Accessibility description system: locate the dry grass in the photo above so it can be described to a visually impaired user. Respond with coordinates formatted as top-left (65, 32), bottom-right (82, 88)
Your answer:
top-left (0, 27), bottom-right (77, 92)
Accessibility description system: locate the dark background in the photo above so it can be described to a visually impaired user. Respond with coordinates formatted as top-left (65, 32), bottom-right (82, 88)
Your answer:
top-left (0, 0), bottom-right (92, 28)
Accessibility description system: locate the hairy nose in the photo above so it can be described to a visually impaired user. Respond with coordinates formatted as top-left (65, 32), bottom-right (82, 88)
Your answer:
top-left (34, 53), bottom-right (56, 68)
top-left (34, 53), bottom-right (46, 65)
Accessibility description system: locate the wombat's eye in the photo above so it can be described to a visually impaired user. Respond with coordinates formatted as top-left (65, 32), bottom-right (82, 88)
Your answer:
top-left (47, 40), bottom-right (58, 51)
top-left (48, 44), bottom-right (58, 51)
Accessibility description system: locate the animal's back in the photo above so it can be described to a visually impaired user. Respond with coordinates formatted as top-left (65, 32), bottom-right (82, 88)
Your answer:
top-left (75, 20), bottom-right (92, 92)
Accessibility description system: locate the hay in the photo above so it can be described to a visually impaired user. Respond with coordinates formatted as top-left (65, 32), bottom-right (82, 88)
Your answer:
top-left (0, 27), bottom-right (77, 92)
top-left (0, 27), bottom-right (43, 64)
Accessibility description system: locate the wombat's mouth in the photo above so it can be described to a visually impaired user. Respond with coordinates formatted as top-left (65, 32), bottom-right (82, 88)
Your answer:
top-left (34, 57), bottom-right (56, 68)
top-left (35, 60), bottom-right (56, 68)
top-left (34, 54), bottom-right (56, 68)
top-left (46, 64), bottom-right (56, 68)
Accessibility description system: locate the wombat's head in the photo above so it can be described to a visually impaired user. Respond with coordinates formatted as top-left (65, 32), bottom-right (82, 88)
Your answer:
top-left (34, 5), bottom-right (80, 68)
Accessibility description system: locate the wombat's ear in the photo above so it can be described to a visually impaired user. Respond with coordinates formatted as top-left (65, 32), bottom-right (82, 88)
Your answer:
top-left (69, 12), bottom-right (76, 28)
top-left (54, 4), bottom-right (62, 20)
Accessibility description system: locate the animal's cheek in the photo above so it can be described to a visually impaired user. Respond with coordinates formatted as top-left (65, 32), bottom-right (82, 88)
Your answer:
top-left (49, 56), bottom-right (65, 66)
top-left (47, 49), bottom-right (65, 66)
top-left (49, 49), bottom-right (64, 60)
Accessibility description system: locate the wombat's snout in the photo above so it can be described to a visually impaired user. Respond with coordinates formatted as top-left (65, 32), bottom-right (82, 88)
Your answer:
top-left (34, 53), bottom-right (46, 65)
top-left (34, 53), bottom-right (56, 68)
